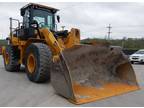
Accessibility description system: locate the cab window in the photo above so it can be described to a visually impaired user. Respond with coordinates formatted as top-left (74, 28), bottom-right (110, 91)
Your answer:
top-left (32, 9), bottom-right (54, 30)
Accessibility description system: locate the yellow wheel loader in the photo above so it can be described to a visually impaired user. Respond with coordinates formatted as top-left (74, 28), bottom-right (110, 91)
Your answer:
top-left (2, 3), bottom-right (139, 104)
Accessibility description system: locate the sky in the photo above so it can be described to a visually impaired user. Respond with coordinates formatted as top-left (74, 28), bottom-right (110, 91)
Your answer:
top-left (0, 2), bottom-right (144, 39)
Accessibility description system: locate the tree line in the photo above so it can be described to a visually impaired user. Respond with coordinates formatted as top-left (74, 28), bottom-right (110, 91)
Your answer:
top-left (81, 38), bottom-right (144, 50)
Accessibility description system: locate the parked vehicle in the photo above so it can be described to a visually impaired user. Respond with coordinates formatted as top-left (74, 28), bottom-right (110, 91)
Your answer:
top-left (129, 49), bottom-right (144, 64)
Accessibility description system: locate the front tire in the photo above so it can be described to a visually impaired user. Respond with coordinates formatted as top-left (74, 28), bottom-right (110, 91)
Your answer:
top-left (25, 43), bottom-right (52, 83)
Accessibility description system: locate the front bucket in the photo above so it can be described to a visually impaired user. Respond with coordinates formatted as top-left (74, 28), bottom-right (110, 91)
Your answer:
top-left (51, 44), bottom-right (139, 104)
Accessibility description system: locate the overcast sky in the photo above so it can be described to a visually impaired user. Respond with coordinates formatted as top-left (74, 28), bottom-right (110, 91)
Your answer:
top-left (0, 2), bottom-right (144, 39)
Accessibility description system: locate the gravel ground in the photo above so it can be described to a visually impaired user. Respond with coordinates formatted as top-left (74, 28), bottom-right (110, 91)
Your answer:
top-left (0, 56), bottom-right (144, 107)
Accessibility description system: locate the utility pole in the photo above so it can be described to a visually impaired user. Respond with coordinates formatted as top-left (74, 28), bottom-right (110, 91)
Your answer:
top-left (122, 37), bottom-right (126, 48)
top-left (106, 24), bottom-right (112, 40)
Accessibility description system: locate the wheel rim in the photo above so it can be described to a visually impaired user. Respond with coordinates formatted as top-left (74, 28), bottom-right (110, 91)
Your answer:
top-left (5, 52), bottom-right (10, 65)
top-left (27, 53), bottom-right (36, 73)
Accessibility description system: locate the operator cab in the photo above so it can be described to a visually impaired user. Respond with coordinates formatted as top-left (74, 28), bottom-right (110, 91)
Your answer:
top-left (11, 3), bottom-right (68, 40)
top-left (21, 3), bottom-right (59, 31)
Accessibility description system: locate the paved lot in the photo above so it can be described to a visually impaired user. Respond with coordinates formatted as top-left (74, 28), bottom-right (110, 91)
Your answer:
top-left (0, 56), bottom-right (144, 107)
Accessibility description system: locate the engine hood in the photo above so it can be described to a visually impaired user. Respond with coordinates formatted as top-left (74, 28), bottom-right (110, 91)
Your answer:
top-left (130, 54), bottom-right (144, 57)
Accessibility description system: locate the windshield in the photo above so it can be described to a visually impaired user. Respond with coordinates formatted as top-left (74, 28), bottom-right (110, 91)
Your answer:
top-left (32, 9), bottom-right (54, 30)
top-left (135, 51), bottom-right (144, 54)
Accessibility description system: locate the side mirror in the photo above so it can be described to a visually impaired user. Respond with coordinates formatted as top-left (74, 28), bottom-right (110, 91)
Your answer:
top-left (57, 15), bottom-right (60, 23)
top-left (30, 20), bottom-right (39, 29)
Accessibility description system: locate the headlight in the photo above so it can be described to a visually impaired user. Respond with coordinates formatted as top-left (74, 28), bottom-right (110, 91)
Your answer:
top-left (140, 56), bottom-right (144, 59)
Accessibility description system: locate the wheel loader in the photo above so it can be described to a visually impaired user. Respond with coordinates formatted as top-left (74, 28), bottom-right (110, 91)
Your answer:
top-left (2, 3), bottom-right (139, 104)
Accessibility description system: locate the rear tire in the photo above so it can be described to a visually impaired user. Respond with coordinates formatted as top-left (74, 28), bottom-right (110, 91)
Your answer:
top-left (25, 43), bottom-right (52, 83)
top-left (3, 45), bottom-right (20, 72)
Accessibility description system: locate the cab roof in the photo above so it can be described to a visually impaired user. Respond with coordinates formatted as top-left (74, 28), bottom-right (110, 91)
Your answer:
top-left (21, 3), bottom-right (59, 15)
